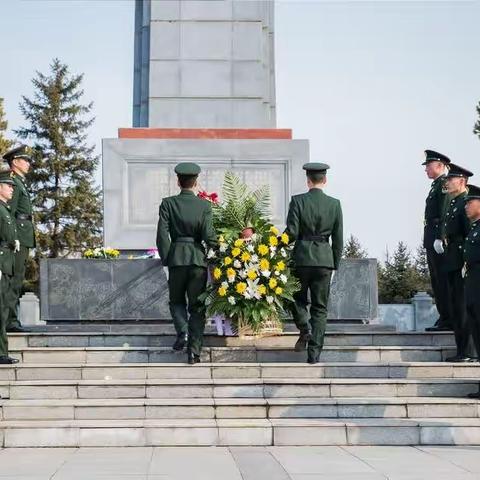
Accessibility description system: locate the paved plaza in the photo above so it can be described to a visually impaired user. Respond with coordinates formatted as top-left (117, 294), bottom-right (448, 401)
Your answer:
top-left (0, 446), bottom-right (479, 480)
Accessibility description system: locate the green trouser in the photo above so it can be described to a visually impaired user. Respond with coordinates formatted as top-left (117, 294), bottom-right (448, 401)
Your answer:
top-left (0, 273), bottom-right (12, 357)
top-left (168, 266), bottom-right (208, 356)
top-left (6, 246), bottom-right (29, 329)
top-left (465, 266), bottom-right (480, 360)
top-left (291, 266), bottom-right (332, 359)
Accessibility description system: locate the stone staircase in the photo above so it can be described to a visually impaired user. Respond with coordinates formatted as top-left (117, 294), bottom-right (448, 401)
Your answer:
top-left (1, 330), bottom-right (479, 447)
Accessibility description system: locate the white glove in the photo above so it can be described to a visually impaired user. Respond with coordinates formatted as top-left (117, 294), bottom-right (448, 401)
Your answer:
top-left (330, 271), bottom-right (336, 285)
top-left (163, 267), bottom-right (169, 280)
top-left (14, 240), bottom-right (20, 253)
top-left (0, 270), bottom-right (2, 281)
top-left (433, 239), bottom-right (444, 255)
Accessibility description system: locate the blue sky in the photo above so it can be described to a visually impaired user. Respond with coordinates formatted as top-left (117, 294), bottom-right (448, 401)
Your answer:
top-left (1, 0), bottom-right (480, 259)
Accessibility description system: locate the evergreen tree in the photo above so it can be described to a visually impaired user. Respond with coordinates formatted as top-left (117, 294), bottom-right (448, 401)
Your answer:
top-left (343, 234), bottom-right (368, 259)
top-left (15, 59), bottom-right (102, 258)
top-left (378, 242), bottom-right (419, 304)
top-left (474, 100), bottom-right (480, 139)
top-left (0, 98), bottom-right (13, 155)
top-left (413, 244), bottom-right (432, 296)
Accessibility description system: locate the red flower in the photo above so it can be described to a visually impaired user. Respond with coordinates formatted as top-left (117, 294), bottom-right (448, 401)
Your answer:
top-left (198, 191), bottom-right (219, 204)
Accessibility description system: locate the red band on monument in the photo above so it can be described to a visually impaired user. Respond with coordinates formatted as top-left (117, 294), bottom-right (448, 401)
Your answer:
top-left (118, 128), bottom-right (293, 140)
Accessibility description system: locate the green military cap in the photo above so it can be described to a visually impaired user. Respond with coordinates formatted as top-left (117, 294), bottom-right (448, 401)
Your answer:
top-left (0, 170), bottom-right (15, 185)
top-left (423, 149), bottom-right (451, 166)
top-left (466, 184), bottom-right (480, 201)
top-left (174, 162), bottom-right (201, 176)
top-left (303, 162), bottom-right (330, 173)
top-left (2, 144), bottom-right (32, 164)
top-left (446, 163), bottom-right (473, 179)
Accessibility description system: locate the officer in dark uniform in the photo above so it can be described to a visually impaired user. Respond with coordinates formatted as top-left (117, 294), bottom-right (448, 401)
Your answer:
top-left (441, 164), bottom-right (477, 362)
top-left (156, 163), bottom-right (217, 364)
top-left (2, 145), bottom-right (35, 333)
top-left (422, 150), bottom-right (452, 331)
top-left (464, 184), bottom-right (480, 398)
top-left (0, 169), bottom-right (20, 364)
top-left (286, 163), bottom-right (343, 364)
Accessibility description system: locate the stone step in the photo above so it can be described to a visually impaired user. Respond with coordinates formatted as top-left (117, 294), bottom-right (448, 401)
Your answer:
top-left (1, 362), bottom-right (480, 381)
top-left (1, 397), bottom-right (479, 421)
top-left (1, 378), bottom-right (478, 399)
top-left (8, 345), bottom-right (458, 364)
top-left (8, 331), bottom-right (455, 349)
top-left (1, 417), bottom-right (479, 446)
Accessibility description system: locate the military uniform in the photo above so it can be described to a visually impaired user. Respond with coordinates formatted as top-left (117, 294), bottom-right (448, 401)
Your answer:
top-left (156, 163), bottom-right (217, 364)
top-left (2, 145), bottom-right (34, 333)
top-left (0, 171), bottom-right (20, 364)
top-left (441, 164), bottom-right (476, 361)
top-left (422, 150), bottom-right (451, 331)
top-left (286, 163), bottom-right (343, 363)
top-left (464, 185), bottom-right (480, 375)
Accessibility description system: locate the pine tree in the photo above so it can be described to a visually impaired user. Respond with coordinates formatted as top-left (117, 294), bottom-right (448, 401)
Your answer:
top-left (0, 98), bottom-right (13, 155)
top-left (342, 234), bottom-right (368, 259)
top-left (413, 244), bottom-right (432, 296)
top-left (15, 59), bottom-right (102, 258)
top-left (474, 101), bottom-right (480, 139)
top-left (378, 242), bottom-right (419, 303)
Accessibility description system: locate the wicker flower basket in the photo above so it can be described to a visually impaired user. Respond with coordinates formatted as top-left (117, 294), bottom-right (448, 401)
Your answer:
top-left (235, 315), bottom-right (283, 338)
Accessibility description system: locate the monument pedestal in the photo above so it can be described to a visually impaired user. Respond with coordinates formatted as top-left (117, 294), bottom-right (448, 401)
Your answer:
top-left (103, 128), bottom-right (309, 250)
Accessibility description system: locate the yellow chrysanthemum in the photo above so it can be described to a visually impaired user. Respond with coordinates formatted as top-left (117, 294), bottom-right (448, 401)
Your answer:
top-left (269, 278), bottom-right (278, 289)
top-left (236, 282), bottom-right (247, 294)
top-left (241, 251), bottom-right (251, 262)
top-left (234, 239), bottom-right (244, 248)
top-left (275, 287), bottom-right (283, 295)
top-left (224, 257), bottom-right (233, 266)
top-left (275, 261), bottom-right (286, 272)
top-left (232, 247), bottom-right (241, 257)
top-left (226, 268), bottom-right (236, 279)
top-left (218, 286), bottom-right (227, 297)
top-left (258, 244), bottom-right (269, 256)
top-left (281, 233), bottom-right (289, 244)
top-left (258, 284), bottom-right (267, 296)
top-left (213, 268), bottom-right (222, 280)
top-left (247, 269), bottom-right (257, 280)
top-left (270, 226), bottom-right (279, 235)
top-left (259, 258), bottom-right (270, 271)
top-left (269, 236), bottom-right (278, 247)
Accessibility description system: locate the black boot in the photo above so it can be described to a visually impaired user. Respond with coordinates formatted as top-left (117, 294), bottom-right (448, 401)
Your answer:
top-left (294, 332), bottom-right (311, 352)
top-left (172, 333), bottom-right (188, 351)
top-left (0, 356), bottom-right (19, 364)
top-left (307, 354), bottom-right (319, 365)
top-left (187, 351), bottom-right (200, 365)
top-left (445, 355), bottom-right (473, 363)
top-left (467, 391), bottom-right (480, 399)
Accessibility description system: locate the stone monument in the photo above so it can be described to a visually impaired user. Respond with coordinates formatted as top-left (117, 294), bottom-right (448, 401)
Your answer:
top-left (40, 0), bottom-right (379, 324)
top-left (103, 0), bottom-right (309, 250)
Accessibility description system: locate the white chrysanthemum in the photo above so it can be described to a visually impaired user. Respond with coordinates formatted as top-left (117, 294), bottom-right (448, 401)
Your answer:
top-left (207, 249), bottom-right (216, 259)
top-left (280, 248), bottom-right (287, 258)
top-left (261, 270), bottom-right (271, 278)
top-left (221, 281), bottom-right (229, 289)
top-left (266, 296), bottom-right (274, 304)
top-left (280, 274), bottom-right (288, 284)
top-left (233, 260), bottom-right (242, 269)
top-left (243, 291), bottom-right (252, 299)
top-left (275, 270), bottom-right (280, 276)
top-left (251, 233), bottom-right (258, 241)
top-left (228, 296), bottom-right (236, 305)
top-left (227, 275), bottom-right (236, 283)
top-left (250, 254), bottom-right (259, 263)
top-left (239, 270), bottom-right (247, 279)
top-left (246, 244), bottom-right (255, 252)
top-left (219, 243), bottom-right (228, 253)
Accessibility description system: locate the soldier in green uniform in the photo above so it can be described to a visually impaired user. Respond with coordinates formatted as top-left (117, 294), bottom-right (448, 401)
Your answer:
top-left (286, 163), bottom-right (343, 364)
top-left (464, 185), bottom-right (480, 398)
top-left (0, 169), bottom-right (20, 364)
top-left (156, 163), bottom-right (217, 364)
top-left (422, 150), bottom-right (452, 332)
top-left (440, 164), bottom-right (477, 362)
top-left (2, 145), bottom-right (35, 333)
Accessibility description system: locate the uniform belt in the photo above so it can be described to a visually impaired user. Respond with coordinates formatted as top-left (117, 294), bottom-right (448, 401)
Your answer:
top-left (0, 241), bottom-right (13, 250)
top-left (174, 237), bottom-right (197, 243)
top-left (300, 235), bottom-right (329, 242)
top-left (15, 214), bottom-right (32, 221)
